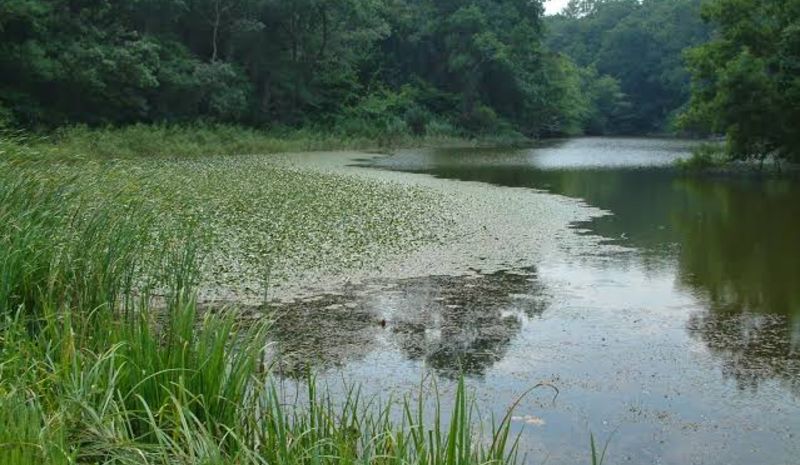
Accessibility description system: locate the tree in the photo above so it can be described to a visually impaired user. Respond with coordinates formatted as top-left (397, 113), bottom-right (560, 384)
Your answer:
top-left (0, 0), bottom-right (166, 125)
top-left (547, 0), bottom-right (710, 134)
top-left (681, 0), bottom-right (800, 162)
top-left (0, 0), bottom-right (652, 137)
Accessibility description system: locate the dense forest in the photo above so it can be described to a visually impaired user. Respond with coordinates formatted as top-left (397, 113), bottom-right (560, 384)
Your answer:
top-left (547, 0), bottom-right (710, 134)
top-left (0, 0), bottom-right (579, 136)
top-left (681, 0), bottom-right (800, 162)
top-left (0, 0), bottom-right (798, 159)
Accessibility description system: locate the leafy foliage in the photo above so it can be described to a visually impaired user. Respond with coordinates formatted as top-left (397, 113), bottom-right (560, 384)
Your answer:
top-left (0, 152), bottom-right (526, 465)
top-left (4, 0), bottom-right (791, 147)
top-left (547, 0), bottom-right (711, 134)
top-left (681, 0), bottom-right (800, 162)
top-left (0, 0), bottom-right (609, 137)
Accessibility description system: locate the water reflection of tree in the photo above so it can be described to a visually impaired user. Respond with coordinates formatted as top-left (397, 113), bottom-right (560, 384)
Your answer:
top-left (379, 146), bottom-right (800, 391)
top-left (375, 268), bottom-right (549, 378)
top-left (266, 293), bottom-right (381, 377)
top-left (687, 312), bottom-right (800, 393)
top-left (674, 179), bottom-right (800, 316)
top-left (268, 268), bottom-right (550, 379)
top-left (673, 178), bottom-right (800, 393)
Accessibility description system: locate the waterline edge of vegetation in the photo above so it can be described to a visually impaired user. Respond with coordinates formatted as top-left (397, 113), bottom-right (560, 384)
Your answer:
top-left (1, 123), bottom-right (538, 161)
top-left (0, 133), bottom-right (556, 465)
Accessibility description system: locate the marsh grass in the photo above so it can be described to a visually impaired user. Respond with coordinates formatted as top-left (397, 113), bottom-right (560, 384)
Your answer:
top-left (3, 132), bottom-right (460, 296)
top-left (0, 148), bottom-right (527, 465)
top-left (2, 122), bottom-right (531, 162)
top-left (26, 124), bottom-right (476, 160)
top-left (675, 143), bottom-right (729, 171)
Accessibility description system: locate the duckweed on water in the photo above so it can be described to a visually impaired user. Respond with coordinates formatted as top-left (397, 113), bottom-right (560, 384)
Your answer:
top-left (0, 145), bottom-right (523, 465)
top-left (13, 154), bottom-right (457, 299)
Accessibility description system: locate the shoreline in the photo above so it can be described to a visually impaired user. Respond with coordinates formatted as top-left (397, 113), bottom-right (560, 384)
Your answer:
top-left (216, 150), bottom-right (614, 303)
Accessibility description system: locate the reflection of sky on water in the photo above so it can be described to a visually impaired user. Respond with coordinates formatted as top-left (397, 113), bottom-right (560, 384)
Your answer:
top-left (271, 138), bottom-right (800, 465)
top-left (269, 268), bottom-right (549, 378)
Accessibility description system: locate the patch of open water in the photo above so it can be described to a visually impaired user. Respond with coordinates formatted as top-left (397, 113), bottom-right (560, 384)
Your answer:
top-left (267, 138), bottom-right (800, 465)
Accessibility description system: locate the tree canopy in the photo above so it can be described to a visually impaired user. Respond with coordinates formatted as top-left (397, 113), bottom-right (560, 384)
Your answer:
top-left (547, 0), bottom-right (711, 134)
top-left (0, 0), bottom-right (593, 136)
top-left (681, 0), bottom-right (800, 162)
top-left (1, 0), bottom-right (797, 157)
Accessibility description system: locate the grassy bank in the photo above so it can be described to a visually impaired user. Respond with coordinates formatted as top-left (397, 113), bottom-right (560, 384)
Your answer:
top-left (675, 143), bottom-right (730, 171)
top-left (3, 123), bottom-right (530, 161)
top-left (2, 128), bottom-right (460, 298)
top-left (0, 152), bottom-right (526, 464)
top-left (676, 142), bottom-right (800, 175)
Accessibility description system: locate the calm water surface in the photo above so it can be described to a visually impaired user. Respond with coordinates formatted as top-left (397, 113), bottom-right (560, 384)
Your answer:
top-left (273, 138), bottom-right (800, 465)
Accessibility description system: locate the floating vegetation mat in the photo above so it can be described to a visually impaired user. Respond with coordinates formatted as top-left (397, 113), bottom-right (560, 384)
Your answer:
top-left (6, 154), bottom-right (459, 301)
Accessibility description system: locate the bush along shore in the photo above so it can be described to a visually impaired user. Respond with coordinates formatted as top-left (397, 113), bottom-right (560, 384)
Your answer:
top-left (0, 135), bottom-right (532, 465)
top-left (677, 142), bottom-right (800, 175)
top-left (1, 127), bottom-right (463, 297)
top-left (2, 122), bottom-right (531, 161)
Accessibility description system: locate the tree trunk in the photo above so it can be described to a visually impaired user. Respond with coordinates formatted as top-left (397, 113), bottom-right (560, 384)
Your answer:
top-left (211, 0), bottom-right (221, 61)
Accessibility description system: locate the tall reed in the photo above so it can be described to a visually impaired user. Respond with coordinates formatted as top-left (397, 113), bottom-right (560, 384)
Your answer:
top-left (0, 149), bottom-right (528, 465)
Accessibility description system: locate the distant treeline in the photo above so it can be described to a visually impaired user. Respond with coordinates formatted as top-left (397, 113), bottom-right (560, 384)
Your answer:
top-left (547, 0), bottom-right (710, 134)
top-left (1, 0), bottom-right (798, 158)
top-left (0, 0), bottom-right (704, 137)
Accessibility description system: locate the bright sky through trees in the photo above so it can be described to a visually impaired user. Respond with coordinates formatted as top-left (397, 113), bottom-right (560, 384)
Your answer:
top-left (545, 0), bottom-right (569, 15)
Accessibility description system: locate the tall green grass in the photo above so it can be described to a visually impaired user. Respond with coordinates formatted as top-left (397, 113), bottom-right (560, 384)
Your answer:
top-left (29, 124), bottom-right (471, 160)
top-left (3, 122), bottom-right (530, 161)
top-left (675, 143), bottom-right (728, 171)
top-left (0, 149), bottom-right (528, 465)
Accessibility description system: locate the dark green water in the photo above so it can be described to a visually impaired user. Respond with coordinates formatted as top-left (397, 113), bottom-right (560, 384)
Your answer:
top-left (379, 140), bottom-right (800, 325)
top-left (275, 138), bottom-right (800, 465)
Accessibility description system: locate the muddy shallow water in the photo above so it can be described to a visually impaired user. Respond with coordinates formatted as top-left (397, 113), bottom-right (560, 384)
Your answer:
top-left (267, 138), bottom-right (800, 465)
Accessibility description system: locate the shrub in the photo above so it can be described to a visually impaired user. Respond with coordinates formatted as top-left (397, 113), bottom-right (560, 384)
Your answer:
top-left (404, 106), bottom-right (430, 136)
top-left (0, 144), bottom-right (530, 465)
top-left (0, 103), bottom-right (13, 129)
top-left (676, 143), bottom-right (728, 170)
top-left (460, 105), bottom-right (501, 134)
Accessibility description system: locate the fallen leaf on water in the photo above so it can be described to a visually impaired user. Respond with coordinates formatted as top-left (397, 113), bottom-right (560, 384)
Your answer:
top-left (511, 415), bottom-right (546, 426)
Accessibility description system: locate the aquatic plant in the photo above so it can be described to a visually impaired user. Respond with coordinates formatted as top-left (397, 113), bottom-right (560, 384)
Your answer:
top-left (675, 143), bottom-right (728, 171)
top-left (1, 135), bottom-right (458, 300)
top-left (0, 142), bottom-right (525, 465)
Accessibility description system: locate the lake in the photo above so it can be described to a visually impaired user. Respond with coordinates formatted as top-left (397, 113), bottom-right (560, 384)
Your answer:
top-left (271, 138), bottom-right (800, 465)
